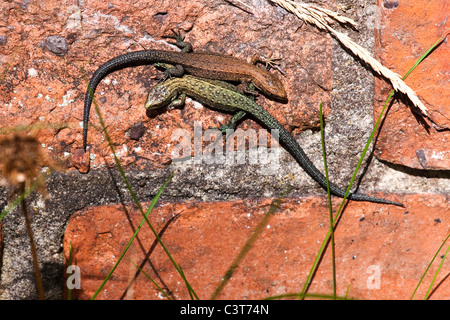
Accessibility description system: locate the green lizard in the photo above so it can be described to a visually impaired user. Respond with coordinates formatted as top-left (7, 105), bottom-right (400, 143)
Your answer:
top-left (144, 75), bottom-right (404, 206)
top-left (82, 30), bottom-right (286, 151)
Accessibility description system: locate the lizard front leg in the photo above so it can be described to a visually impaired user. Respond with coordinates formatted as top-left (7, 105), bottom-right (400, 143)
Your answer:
top-left (163, 29), bottom-right (194, 53)
top-left (250, 53), bottom-right (285, 75)
top-left (167, 92), bottom-right (187, 109)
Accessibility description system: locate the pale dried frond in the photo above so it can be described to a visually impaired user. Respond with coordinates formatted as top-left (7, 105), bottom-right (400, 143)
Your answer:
top-left (269, 0), bottom-right (428, 115)
top-left (273, 0), bottom-right (357, 27)
top-left (225, 0), bottom-right (255, 14)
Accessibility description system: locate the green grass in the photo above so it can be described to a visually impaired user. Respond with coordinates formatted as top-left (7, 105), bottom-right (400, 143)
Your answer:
top-left (67, 242), bottom-right (73, 300)
top-left (411, 233), bottom-right (450, 300)
top-left (319, 101), bottom-right (337, 299)
top-left (297, 32), bottom-right (449, 300)
top-left (129, 259), bottom-right (172, 299)
top-left (210, 185), bottom-right (293, 299)
top-left (0, 179), bottom-right (40, 221)
top-left (83, 70), bottom-right (198, 300)
top-left (90, 172), bottom-right (175, 299)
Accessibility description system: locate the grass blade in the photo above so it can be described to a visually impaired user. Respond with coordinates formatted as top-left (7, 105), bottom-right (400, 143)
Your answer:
top-left (300, 32), bottom-right (447, 298)
top-left (0, 179), bottom-right (41, 221)
top-left (91, 172), bottom-right (174, 300)
top-left (67, 242), bottom-right (73, 300)
top-left (81, 69), bottom-right (197, 299)
top-left (410, 233), bottom-right (450, 300)
top-left (319, 102), bottom-right (337, 299)
top-left (425, 241), bottom-right (450, 300)
top-left (129, 259), bottom-right (172, 300)
top-left (211, 189), bottom-right (290, 300)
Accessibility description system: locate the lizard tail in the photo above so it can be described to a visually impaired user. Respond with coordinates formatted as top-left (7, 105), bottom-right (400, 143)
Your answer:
top-left (254, 106), bottom-right (404, 207)
top-left (82, 50), bottom-right (175, 151)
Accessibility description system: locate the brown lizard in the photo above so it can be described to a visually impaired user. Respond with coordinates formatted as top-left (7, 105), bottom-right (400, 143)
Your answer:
top-left (82, 31), bottom-right (286, 151)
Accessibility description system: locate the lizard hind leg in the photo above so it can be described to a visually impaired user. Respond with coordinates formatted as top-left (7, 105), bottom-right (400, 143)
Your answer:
top-left (153, 62), bottom-right (185, 81)
top-left (208, 111), bottom-right (248, 151)
top-left (213, 110), bottom-right (247, 134)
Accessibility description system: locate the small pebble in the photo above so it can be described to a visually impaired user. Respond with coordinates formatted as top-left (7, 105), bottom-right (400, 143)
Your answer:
top-left (43, 35), bottom-right (68, 56)
top-left (129, 122), bottom-right (146, 140)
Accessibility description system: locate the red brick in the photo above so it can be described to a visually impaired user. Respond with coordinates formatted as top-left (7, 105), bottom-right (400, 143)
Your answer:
top-left (374, 0), bottom-right (450, 169)
top-left (63, 195), bottom-right (450, 300)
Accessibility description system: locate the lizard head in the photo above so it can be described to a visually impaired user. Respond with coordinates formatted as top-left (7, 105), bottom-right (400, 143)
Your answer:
top-left (252, 69), bottom-right (287, 102)
top-left (145, 80), bottom-right (181, 110)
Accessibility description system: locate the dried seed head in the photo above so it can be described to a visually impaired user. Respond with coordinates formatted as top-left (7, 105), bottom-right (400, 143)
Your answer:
top-left (0, 133), bottom-right (58, 193)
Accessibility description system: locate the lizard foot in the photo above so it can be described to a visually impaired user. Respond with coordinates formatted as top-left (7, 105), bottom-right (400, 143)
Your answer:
top-left (163, 29), bottom-right (193, 53)
top-left (251, 53), bottom-right (285, 75)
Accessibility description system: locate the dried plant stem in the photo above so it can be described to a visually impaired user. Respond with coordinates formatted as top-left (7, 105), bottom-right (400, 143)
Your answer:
top-left (20, 183), bottom-right (45, 300)
top-left (269, 0), bottom-right (428, 115)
